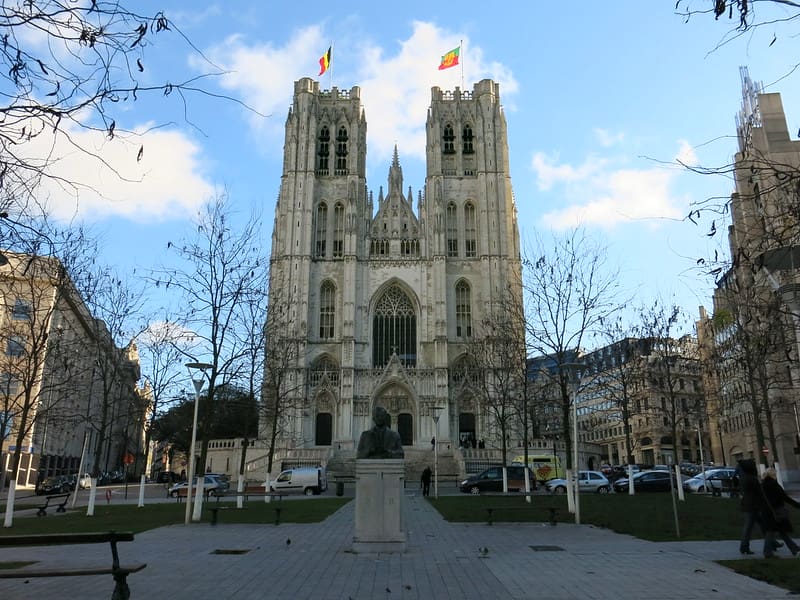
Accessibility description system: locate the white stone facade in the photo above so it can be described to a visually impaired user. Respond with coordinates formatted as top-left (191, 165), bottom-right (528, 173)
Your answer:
top-left (262, 78), bottom-right (522, 454)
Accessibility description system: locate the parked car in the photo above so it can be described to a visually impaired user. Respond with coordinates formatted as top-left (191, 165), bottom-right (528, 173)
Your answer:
top-left (682, 467), bottom-right (737, 494)
top-left (36, 475), bottom-right (72, 495)
top-left (78, 473), bottom-right (93, 489)
top-left (269, 467), bottom-right (328, 496)
top-left (156, 471), bottom-right (182, 484)
top-left (168, 474), bottom-right (228, 498)
top-left (545, 470), bottom-right (610, 494)
top-left (613, 470), bottom-right (676, 493)
top-left (459, 466), bottom-right (536, 495)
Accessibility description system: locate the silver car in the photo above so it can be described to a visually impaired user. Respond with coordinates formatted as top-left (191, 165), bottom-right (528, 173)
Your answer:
top-left (682, 468), bottom-right (736, 493)
top-left (546, 470), bottom-right (610, 494)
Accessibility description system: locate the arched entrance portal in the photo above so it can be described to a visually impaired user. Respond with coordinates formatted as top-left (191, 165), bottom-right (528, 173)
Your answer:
top-left (373, 383), bottom-right (415, 447)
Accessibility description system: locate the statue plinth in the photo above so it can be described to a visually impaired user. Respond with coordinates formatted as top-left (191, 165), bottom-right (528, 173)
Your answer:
top-left (353, 459), bottom-right (406, 553)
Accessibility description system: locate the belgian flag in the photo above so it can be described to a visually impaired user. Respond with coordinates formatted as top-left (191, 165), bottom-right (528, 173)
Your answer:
top-left (319, 46), bottom-right (332, 76)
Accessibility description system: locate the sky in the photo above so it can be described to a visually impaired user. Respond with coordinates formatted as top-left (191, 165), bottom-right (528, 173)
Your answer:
top-left (23, 1), bottom-right (800, 343)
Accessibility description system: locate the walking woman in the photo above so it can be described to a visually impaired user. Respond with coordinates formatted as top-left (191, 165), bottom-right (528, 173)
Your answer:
top-left (737, 458), bottom-right (775, 557)
top-left (762, 468), bottom-right (800, 557)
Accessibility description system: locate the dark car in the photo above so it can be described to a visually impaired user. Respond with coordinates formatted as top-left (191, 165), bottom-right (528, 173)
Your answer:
top-left (613, 470), bottom-right (675, 493)
top-left (36, 475), bottom-right (72, 495)
top-left (459, 466), bottom-right (536, 495)
top-left (157, 471), bottom-right (182, 484)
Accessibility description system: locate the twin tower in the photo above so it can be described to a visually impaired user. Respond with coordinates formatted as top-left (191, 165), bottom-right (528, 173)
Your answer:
top-left (264, 77), bottom-right (523, 455)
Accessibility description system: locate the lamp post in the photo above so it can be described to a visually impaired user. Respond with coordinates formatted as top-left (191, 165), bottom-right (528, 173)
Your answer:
top-left (184, 362), bottom-right (212, 526)
top-left (431, 406), bottom-right (443, 499)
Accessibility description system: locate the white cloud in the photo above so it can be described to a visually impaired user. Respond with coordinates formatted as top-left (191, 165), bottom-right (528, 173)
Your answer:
top-left (675, 139), bottom-right (698, 167)
top-left (593, 128), bottom-right (625, 147)
top-left (531, 152), bottom-right (608, 191)
top-left (30, 122), bottom-right (215, 223)
top-left (200, 21), bottom-right (518, 167)
top-left (535, 144), bottom-right (691, 230)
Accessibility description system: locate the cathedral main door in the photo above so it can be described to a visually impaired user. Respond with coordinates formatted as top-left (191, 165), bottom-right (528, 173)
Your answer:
top-left (374, 384), bottom-right (415, 447)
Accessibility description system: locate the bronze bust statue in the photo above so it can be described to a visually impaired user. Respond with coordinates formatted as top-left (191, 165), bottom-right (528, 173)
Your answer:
top-left (357, 406), bottom-right (404, 459)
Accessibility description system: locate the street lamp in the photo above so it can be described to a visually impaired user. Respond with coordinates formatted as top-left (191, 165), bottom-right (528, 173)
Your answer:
top-left (431, 406), bottom-right (443, 499)
top-left (185, 361), bottom-right (212, 525)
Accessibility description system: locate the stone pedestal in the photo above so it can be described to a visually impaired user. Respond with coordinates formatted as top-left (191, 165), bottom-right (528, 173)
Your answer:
top-left (353, 459), bottom-right (406, 553)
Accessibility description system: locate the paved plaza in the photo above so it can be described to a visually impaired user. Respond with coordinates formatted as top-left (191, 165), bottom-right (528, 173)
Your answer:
top-left (0, 489), bottom-right (795, 600)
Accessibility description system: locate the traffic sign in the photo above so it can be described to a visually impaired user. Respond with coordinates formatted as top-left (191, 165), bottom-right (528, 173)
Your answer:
top-left (123, 453), bottom-right (135, 465)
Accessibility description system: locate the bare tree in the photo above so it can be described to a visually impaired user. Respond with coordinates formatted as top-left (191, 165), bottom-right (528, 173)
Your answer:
top-left (260, 281), bottom-right (305, 480)
top-left (152, 195), bottom-right (269, 476)
top-left (78, 266), bottom-right (146, 476)
top-left (136, 320), bottom-right (191, 478)
top-left (465, 294), bottom-right (527, 467)
top-left (676, 1), bottom-right (800, 36)
top-left (634, 302), bottom-right (706, 465)
top-left (0, 1), bottom-right (232, 218)
top-left (0, 217), bottom-right (99, 522)
top-left (523, 228), bottom-right (622, 470)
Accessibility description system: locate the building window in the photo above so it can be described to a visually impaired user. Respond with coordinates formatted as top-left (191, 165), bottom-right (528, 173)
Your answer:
top-left (6, 336), bottom-right (24, 357)
top-left (464, 202), bottom-right (476, 257)
top-left (310, 356), bottom-right (339, 387)
top-left (455, 281), bottom-right (472, 338)
top-left (332, 203), bottom-right (344, 258)
top-left (463, 124), bottom-right (474, 154)
top-left (446, 202), bottom-right (458, 257)
top-left (335, 126), bottom-right (348, 174)
top-left (372, 285), bottom-right (416, 368)
top-left (443, 124), bottom-right (455, 154)
top-left (11, 299), bottom-right (31, 320)
top-left (319, 282), bottom-right (335, 339)
top-left (317, 126), bottom-right (330, 173)
top-left (0, 373), bottom-right (18, 397)
top-left (315, 203), bottom-right (328, 258)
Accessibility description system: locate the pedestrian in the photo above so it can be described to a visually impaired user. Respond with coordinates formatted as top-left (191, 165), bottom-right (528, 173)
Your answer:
top-left (762, 467), bottom-right (800, 556)
top-left (421, 466), bottom-right (432, 497)
top-left (430, 437), bottom-right (436, 451)
top-left (737, 458), bottom-right (776, 557)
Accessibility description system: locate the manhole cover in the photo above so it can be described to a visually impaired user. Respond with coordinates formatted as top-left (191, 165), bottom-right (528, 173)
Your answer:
top-left (212, 549), bottom-right (251, 555)
top-left (529, 545), bottom-right (564, 552)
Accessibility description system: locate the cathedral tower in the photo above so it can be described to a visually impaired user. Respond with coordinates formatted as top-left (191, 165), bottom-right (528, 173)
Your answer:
top-left (264, 78), bottom-right (521, 456)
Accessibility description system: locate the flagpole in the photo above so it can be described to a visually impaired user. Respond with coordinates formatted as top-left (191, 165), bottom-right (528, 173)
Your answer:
top-left (460, 39), bottom-right (464, 90)
top-left (329, 41), bottom-right (333, 89)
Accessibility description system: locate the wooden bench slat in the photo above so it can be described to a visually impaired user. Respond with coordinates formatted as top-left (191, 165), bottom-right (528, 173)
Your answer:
top-left (0, 532), bottom-right (135, 546)
top-left (0, 564), bottom-right (146, 578)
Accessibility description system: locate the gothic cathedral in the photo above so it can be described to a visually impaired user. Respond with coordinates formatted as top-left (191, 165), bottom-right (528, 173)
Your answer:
top-left (263, 77), bottom-right (522, 456)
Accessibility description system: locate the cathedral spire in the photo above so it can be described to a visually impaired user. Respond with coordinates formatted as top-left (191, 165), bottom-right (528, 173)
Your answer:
top-left (389, 145), bottom-right (403, 196)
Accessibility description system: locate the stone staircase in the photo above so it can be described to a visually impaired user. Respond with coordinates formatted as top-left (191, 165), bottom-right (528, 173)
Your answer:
top-left (325, 446), bottom-right (462, 486)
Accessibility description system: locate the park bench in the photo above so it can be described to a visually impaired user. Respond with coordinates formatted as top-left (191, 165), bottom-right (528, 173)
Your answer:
top-left (36, 493), bottom-right (70, 516)
top-left (209, 492), bottom-right (287, 525)
top-left (485, 504), bottom-right (559, 526)
top-left (0, 531), bottom-right (145, 599)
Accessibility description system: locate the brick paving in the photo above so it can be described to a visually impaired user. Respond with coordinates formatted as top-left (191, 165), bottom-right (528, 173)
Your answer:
top-left (0, 491), bottom-right (795, 599)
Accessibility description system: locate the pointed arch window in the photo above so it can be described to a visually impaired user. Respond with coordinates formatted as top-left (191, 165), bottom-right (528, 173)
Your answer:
top-left (332, 202), bottom-right (344, 258)
top-left (317, 126), bottom-right (330, 173)
top-left (455, 281), bottom-right (472, 338)
top-left (310, 355), bottom-right (340, 387)
top-left (315, 203), bottom-right (328, 258)
top-left (446, 202), bottom-right (458, 257)
top-left (443, 124), bottom-right (455, 154)
top-left (462, 124), bottom-right (474, 154)
top-left (373, 285), bottom-right (416, 368)
top-left (464, 202), bottom-right (476, 257)
top-left (335, 126), bottom-right (348, 174)
top-left (319, 281), bottom-right (336, 339)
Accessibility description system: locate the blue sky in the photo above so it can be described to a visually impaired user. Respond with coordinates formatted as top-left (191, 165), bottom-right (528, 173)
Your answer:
top-left (30, 1), bottom-right (800, 339)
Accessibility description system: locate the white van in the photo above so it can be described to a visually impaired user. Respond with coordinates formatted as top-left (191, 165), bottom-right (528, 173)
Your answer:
top-left (269, 467), bottom-right (328, 496)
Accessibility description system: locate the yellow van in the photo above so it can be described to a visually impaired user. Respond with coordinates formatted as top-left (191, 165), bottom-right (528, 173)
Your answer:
top-left (511, 454), bottom-right (564, 482)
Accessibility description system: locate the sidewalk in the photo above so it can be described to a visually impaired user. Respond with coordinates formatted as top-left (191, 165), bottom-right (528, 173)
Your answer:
top-left (0, 491), bottom-right (793, 600)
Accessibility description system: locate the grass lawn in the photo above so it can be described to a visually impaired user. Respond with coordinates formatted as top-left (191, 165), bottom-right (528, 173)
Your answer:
top-left (718, 558), bottom-right (800, 594)
top-left (430, 492), bottom-right (746, 541)
top-left (0, 497), bottom-right (351, 537)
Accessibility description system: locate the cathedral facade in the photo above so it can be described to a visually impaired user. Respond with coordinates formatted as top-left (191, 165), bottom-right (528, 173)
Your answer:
top-left (263, 77), bottom-right (522, 453)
